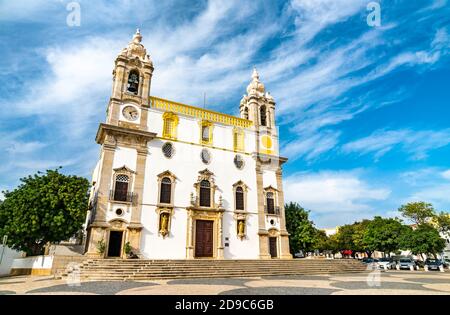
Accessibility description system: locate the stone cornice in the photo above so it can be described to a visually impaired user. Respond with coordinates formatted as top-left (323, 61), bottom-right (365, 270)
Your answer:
top-left (95, 123), bottom-right (157, 145)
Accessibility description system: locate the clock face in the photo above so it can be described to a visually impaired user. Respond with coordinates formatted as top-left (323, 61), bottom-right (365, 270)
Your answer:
top-left (122, 106), bottom-right (139, 121)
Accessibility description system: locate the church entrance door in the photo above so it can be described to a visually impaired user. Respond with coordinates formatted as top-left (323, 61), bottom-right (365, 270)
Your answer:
top-left (195, 220), bottom-right (214, 258)
top-left (269, 237), bottom-right (278, 258)
top-left (107, 231), bottom-right (123, 257)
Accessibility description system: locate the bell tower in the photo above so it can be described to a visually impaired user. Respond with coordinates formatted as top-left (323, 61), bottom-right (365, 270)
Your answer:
top-left (107, 29), bottom-right (154, 128)
top-left (240, 68), bottom-right (278, 156)
top-left (240, 68), bottom-right (291, 260)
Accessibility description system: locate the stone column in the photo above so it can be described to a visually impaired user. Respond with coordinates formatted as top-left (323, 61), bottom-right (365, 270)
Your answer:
top-left (128, 146), bottom-right (148, 252)
top-left (217, 212), bottom-right (224, 259)
top-left (186, 210), bottom-right (194, 259)
top-left (85, 141), bottom-right (115, 257)
top-left (276, 168), bottom-right (292, 259)
top-left (256, 165), bottom-right (271, 259)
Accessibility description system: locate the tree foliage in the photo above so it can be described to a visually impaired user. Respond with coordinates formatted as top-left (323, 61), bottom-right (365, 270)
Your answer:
top-left (435, 212), bottom-right (450, 234)
top-left (362, 216), bottom-right (410, 256)
top-left (0, 170), bottom-right (90, 256)
top-left (401, 223), bottom-right (446, 258)
top-left (285, 202), bottom-right (320, 254)
top-left (398, 202), bottom-right (436, 225)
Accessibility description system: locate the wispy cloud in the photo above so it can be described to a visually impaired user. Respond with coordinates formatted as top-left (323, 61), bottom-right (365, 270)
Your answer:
top-left (284, 169), bottom-right (391, 227)
top-left (442, 170), bottom-right (450, 180)
top-left (342, 128), bottom-right (450, 160)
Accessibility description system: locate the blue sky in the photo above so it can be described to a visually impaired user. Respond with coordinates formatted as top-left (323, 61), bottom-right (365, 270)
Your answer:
top-left (0, 0), bottom-right (449, 227)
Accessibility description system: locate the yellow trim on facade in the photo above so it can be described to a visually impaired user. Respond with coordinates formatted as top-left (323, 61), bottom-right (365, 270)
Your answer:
top-left (150, 96), bottom-right (253, 128)
top-left (199, 120), bottom-right (214, 146)
top-left (155, 136), bottom-right (251, 155)
top-left (162, 112), bottom-right (179, 140)
top-left (233, 127), bottom-right (245, 152)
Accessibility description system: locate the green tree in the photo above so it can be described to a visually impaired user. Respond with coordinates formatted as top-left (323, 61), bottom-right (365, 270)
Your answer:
top-left (312, 229), bottom-right (328, 251)
top-left (334, 224), bottom-right (356, 251)
top-left (401, 224), bottom-right (446, 259)
top-left (285, 202), bottom-right (319, 254)
top-left (0, 170), bottom-right (90, 256)
top-left (362, 216), bottom-right (409, 257)
top-left (334, 221), bottom-right (372, 257)
top-left (398, 202), bottom-right (436, 225)
top-left (435, 212), bottom-right (450, 234)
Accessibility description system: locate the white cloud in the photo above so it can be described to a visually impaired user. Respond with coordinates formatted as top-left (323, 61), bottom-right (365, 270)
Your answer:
top-left (442, 170), bottom-right (450, 180)
top-left (407, 184), bottom-right (450, 208)
top-left (281, 131), bottom-right (340, 161)
top-left (284, 170), bottom-right (390, 214)
top-left (342, 128), bottom-right (450, 160)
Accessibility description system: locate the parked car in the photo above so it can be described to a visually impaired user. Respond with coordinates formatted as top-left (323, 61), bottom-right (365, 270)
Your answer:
top-left (294, 252), bottom-right (305, 258)
top-left (397, 258), bottom-right (417, 270)
top-left (361, 257), bottom-right (378, 264)
top-left (425, 258), bottom-right (444, 271)
top-left (377, 257), bottom-right (396, 270)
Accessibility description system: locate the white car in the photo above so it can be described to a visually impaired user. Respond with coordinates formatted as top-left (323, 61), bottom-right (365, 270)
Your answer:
top-left (377, 257), bottom-right (396, 270)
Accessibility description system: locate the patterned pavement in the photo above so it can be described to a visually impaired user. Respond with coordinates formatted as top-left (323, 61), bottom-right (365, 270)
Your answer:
top-left (1, 271), bottom-right (450, 295)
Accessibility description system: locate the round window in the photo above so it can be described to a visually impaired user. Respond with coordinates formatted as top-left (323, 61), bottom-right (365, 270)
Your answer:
top-left (270, 219), bottom-right (275, 225)
top-left (201, 149), bottom-right (211, 164)
top-left (116, 208), bottom-right (124, 216)
top-left (234, 155), bottom-right (244, 169)
top-left (162, 142), bottom-right (174, 158)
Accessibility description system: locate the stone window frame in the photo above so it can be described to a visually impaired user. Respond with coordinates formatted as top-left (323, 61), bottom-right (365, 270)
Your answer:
top-left (233, 127), bottom-right (245, 152)
top-left (199, 120), bottom-right (214, 146)
top-left (232, 180), bottom-right (248, 212)
top-left (263, 185), bottom-right (279, 215)
top-left (232, 180), bottom-right (249, 240)
top-left (162, 112), bottom-right (179, 140)
top-left (156, 170), bottom-right (177, 207)
top-left (192, 169), bottom-right (219, 209)
top-left (111, 166), bottom-right (136, 204)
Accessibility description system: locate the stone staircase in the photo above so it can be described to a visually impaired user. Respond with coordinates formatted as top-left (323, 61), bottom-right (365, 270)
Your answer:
top-left (59, 259), bottom-right (367, 281)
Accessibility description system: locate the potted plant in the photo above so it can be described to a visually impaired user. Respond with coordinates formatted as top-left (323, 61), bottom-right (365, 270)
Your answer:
top-left (124, 241), bottom-right (132, 258)
top-left (96, 238), bottom-right (106, 257)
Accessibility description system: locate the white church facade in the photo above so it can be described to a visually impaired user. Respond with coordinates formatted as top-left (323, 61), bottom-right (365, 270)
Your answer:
top-left (84, 30), bottom-right (292, 260)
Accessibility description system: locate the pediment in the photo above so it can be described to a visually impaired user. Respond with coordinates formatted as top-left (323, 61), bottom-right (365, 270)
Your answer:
top-left (113, 165), bottom-right (136, 174)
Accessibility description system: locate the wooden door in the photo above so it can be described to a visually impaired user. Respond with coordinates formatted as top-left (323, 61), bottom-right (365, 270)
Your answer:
top-left (269, 237), bottom-right (278, 258)
top-left (108, 231), bottom-right (123, 257)
top-left (195, 220), bottom-right (214, 257)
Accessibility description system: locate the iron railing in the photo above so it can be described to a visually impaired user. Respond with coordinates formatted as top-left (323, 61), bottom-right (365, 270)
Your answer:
top-left (109, 190), bottom-right (136, 203)
top-left (264, 205), bottom-right (281, 215)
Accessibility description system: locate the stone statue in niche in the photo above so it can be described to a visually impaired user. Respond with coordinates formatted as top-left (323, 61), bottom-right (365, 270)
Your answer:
top-left (237, 220), bottom-right (245, 238)
top-left (159, 213), bottom-right (170, 237)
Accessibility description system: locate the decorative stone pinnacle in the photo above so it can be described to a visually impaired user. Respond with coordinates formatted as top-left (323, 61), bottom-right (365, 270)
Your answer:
top-left (133, 28), bottom-right (142, 43)
top-left (252, 67), bottom-right (259, 80)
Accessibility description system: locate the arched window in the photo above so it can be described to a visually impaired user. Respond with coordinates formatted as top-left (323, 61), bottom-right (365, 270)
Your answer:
top-left (266, 192), bottom-right (275, 214)
top-left (235, 187), bottom-right (244, 210)
top-left (243, 107), bottom-right (249, 120)
top-left (199, 180), bottom-right (211, 207)
top-left (160, 177), bottom-right (172, 204)
top-left (114, 174), bottom-right (129, 202)
top-left (260, 105), bottom-right (267, 126)
top-left (127, 70), bottom-right (140, 95)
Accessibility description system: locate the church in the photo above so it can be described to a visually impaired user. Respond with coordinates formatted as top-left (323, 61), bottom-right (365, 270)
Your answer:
top-left (84, 30), bottom-right (292, 260)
